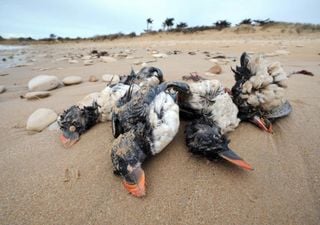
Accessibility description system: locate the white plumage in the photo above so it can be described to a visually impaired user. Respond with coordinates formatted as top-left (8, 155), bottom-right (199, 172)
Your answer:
top-left (185, 79), bottom-right (240, 134)
top-left (240, 55), bottom-right (288, 111)
top-left (148, 91), bottom-right (180, 154)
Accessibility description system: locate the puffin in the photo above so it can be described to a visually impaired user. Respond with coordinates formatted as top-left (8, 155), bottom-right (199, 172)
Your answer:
top-left (231, 52), bottom-right (292, 133)
top-left (111, 81), bottom-right (190, 197)
top-left (177, 78), bottom-right (252, 170)
top-left (57, 67), bottom-right (164, 148)
top-left (178, 79), bottom-right (240, 134)
top-left (185, 116), bottom-right (253, 170)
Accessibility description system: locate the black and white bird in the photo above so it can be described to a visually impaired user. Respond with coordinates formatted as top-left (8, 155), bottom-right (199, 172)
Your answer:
top-left (185, 116), bottom-right (253, 170)
top-left (111, 81), bottom-right (190, 197)
top-left (178, 78), bottom-right (252, 170)
top-left (57, 67), bottom-right (163, 147)
top-left (179, 79), bottom-right (240, 134)
top-left (231, 52), bottom-right (292, 133)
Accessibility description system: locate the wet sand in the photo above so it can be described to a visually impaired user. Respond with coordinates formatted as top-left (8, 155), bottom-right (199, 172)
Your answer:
top-left (1, 30), bottom-right (320, 225)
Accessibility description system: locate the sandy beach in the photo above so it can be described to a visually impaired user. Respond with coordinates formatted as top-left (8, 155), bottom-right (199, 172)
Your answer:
top-left (1, 29), bottom-right (320, 225)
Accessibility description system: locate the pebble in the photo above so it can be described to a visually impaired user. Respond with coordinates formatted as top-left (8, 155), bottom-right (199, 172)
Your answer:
top-left (0, 85), bottom-right (6, 94)
top-left (62, 76), bottom-right (83, 85)
top-left (26, 108), bottom-right (58, 132)
top-left (68, 59), bottom-right (79, 64)
top-left (100, 56), bottom-right (117, 63)
top-left (21, 91), bottom-right (50, 100)
top-left (88, 75), bottom-right (98, 82)
top-left (102, 74), bottom-right (120, 84)
top-left (207, 65), bottom-right (222, 74)
top-left (28, 75), bottom-right (60, 91)
top-left (83, 60), bottom-right (94, 66)
top-left (152, 53), bottom-right (168, 58)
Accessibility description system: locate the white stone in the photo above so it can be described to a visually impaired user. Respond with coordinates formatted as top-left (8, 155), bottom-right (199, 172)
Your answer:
top-left (68, 59), bottom-right (79, 64)
top-left (26, 108), bottom-right (58, 132)
top-left (83, 60), bottom-right (94, 66)
top-left (102, 74), bottom-right (120, 84)
top-left (152, 53), bottom-right (168, 58)
top-left (62, 76), bottom-right (83, 85)
top-left (0, 85), bottom-right (5, 94)
top-left (100, 56), bottom-right (117, 63)
top-left (28, 75), bottom-right (60, 91)
top-left (22, 91), bottom-right (50, 100)
top-left (81, 55), bottom-right (92, 60)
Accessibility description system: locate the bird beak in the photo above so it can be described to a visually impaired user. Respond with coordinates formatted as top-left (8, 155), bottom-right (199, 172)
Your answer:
top-left (218, 148), bottom-right (254, 171)
top-left (60, 131), bottom-right (80, 148)
top-left (122, 167), bottom-right (146, 197)
top-left (251, 115), bottom-right (273, 133)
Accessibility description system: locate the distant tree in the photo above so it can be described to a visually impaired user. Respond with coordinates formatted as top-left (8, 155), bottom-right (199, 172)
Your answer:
top-left (49, 33), bottom-right (57, 40)
top-left (146, 18), bottom-right (153, 31)
top-left (214, 20), bottom-right (231, 30)
top-left (253, 18), bottom-right (275, 26)
top-left (128, 32), bottom-right (136, 38)
top-left (239, 18), bottom-right (252, 25)
top-left (0, 35), bottom-right (4, 40)
top-left (164, 18), bottom-right (175, 30)
top-left (176, 22), bottom-right (188, 29)
top-left (162, 22), bottom-right (166, 31)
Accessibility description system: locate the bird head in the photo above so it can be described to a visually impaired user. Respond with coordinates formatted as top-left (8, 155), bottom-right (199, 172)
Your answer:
top-left (58, 102), bottom-right (99, 148)
top-left (111, 125), bottom-right (148, 197)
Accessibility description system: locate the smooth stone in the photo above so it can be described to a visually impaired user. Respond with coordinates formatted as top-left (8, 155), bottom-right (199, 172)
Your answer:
top-left (101, 56), bottom-right (117, 63)
top-left (62, 76), bottom-right (83, 85)
top-left (21, 91), bottom-right (50, 100)
top-left (68, 59), bottom-right (79, 64)
top-left (88, 75), bottom-right (98, 82)
top-left (0, 85), bottom-right (6, 93)
top-left (83, 60), bottom-right (94, 66)
top-left (207, 65), bottom-right (222, 74)
top-left (152, 53), bottom-right (168, 58)
top-left (81, 55), bottom-right (92, 60)
top-left (28, 75), bottom-right (60, 91)
top-left (26, 108), bottom-right (57, 132)
top-left (102, 74), bottom-right (120, 84)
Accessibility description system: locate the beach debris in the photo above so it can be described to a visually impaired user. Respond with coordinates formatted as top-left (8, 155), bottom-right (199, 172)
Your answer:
top-left (182, 72), bottom-right (205, 81)
top-left (188, 51), bottom-right (196, 55)
top-left (20, 91), bottom-right (50, 100)
top-left (26, 108), bottom-right (57, 132)
top-left (62, 76), bottom-right (83, 85)
top-left (289, 70), bottom-right (314, 76)
top-left (100, 56), bottom-right (117, 63)
top-left (207, 65), bottom-right (222, 75)
top-left (0, 85), bottom-right (6, 94)
top-left (83, 60), bottom-right (94, 66)
top-left (28, 75), bottom-right (60, 91)
top-left (102, 74), bottom-right (120, 83)
top-left (0, 73), bottom-right (9, 76)
top-left (88, 75), bottom-right (98, 82)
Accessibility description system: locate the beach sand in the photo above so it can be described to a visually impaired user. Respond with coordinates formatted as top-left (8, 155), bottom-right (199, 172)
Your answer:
top-left (1, 30), bottom-right (320, 225)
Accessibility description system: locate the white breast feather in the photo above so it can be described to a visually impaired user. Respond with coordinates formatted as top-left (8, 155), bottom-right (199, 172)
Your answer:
top-left (241, 55), bottom-right (288, 111)
top-left (187, 80), bottom-right (239, 133)
top-left (149, 92), bottom-right (179, 155)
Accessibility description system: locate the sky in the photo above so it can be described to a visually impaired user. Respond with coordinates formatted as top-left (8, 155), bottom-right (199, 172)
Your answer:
top-left (0, 0), bottom-right (319, 39)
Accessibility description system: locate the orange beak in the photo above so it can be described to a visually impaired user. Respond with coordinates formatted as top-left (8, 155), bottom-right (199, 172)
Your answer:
top-left (60, 134), bottom-right (79, 148)
top-left (122, 168), bottom-right (146, 197)
top-left (251, 116), bottom-right (273, 133)
top-left (218, 149), bottom-right (254, 171)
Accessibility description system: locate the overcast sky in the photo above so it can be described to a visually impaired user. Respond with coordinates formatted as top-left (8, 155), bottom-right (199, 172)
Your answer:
top-left (0, 0), bottom-right (319, 38)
